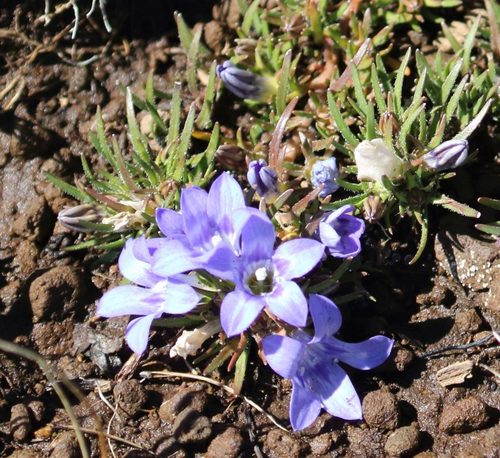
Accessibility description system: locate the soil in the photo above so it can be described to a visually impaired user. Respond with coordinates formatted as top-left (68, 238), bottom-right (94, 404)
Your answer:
top-left (0, 1), bottom-right (499, 457)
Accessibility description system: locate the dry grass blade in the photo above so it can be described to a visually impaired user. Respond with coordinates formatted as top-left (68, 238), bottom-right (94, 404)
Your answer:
top-left (140, 370), bottom-right (289, 432)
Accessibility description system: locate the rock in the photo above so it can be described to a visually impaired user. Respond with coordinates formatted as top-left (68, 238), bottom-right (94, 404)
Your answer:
top-left (113, 379), bottom-right (147, 418)
top-left (263, 429), bottom-right (305, 458)
top-left (29, 265), bottom-right (86, 322)
top-left (206, 427), bottom-right (244, 458)
top-left (204, 20), bottom-right (225, 53)
top-left (50, 431), bottom-right (80, 458)
top-left (159, 384), bottom-right (210, 423)
top-left (455, 308), bottom-right (483, 333)
top-left (10, 403), bottom-right (32, 442)
top-left (384, 425), bottom-right (420, 457)
top-left (413, 453), bottom-right (437, 458)
top-left (173, 407), bottom-right (212, 445)
top-left (7, 451), bottom-right (39, 458)
top-left (31, 320), bottom-right (74, 357)
top-left (438, 396), bottom-right (490, 434)
top-left (309, 433), bottom-right (334, 455)
top-left (362, 389), bottom-right (400, 430)
top-left (27, 400), bottom-right (45, 423)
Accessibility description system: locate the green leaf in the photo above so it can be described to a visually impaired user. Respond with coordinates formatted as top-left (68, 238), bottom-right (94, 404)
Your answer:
top-left (454, 99), bottom-right (492, 140)
top-left (241, 0), bottom-right (259, 35)
top-left (446, 74), bottom-right (468, 122)
top-left (166, 82), bottom-right (182, 148)
top-left (276, 49), bottom-right (292, 116)
top-left (321, 192), bottom-right (369, 210)
top-left (475, 222), bottom-right (500, 236)
top-left (126, 87), bottom-right (150, 164)
top-left (196, 61), bottom-right (216, 129)
top-left (172, 103), bottom-right (196, 182)
top-left (462, 16), bottom-right (481, 73)
top-left (393, 47), bottom-right (412, 117)
top-left (233, 343), bottom-right (250, 396)
top-left (440, 22), bottom-right (462, 53)
top-left (45, 173), bottom-right (91, 203)
top-left (441, 58), bottom-right (463, 105)
top-left (187, 25), bottom-right (202, 94)
top-left (327, 91), bottom-right (359, 146)
top-left (174, 11), bottom-right (209, 55)
top-left (371, 63), bottom-right (387, 114)
top-left (478, 197), bottom-right (500, 210)
top-left (408, 212), bottom-right (428, 265)
top-left (350, 61), bottom-right (369, 115)
top-left (432, 195), bottom-right (481, 218)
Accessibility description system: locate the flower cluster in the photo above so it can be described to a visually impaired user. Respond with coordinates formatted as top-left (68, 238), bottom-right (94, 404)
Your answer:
top-left (98, 173), bottom-right (392, 430)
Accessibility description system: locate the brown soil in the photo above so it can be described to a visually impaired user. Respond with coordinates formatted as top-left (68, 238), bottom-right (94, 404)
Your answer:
top-left (0, 1), bottom-right (499, 457)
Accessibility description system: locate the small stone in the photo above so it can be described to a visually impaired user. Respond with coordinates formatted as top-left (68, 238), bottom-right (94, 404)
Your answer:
top-left (393, 347), bottom-right (414, 372)
top-left (362, 389), bottom-right (400, 430)
top-left (263, 429), bottom-right (305, 458)
top-left (414, 452), bottom-right (437, 458)
top-left (7, 450), bottom-right (39, 458)
top-left (10, 403), bottom-right (32, 442)
top-left (27, 400), bottom-right (45, 423)
top-left (438, 396), bottom-right (490, 434)
top-left (206, 427), bottom-right (244, 458)
top-left (113, 379), bottom-right (147, 418)
top-left (309, 433), bottom-right (334, 455)
top-left (455, 308), bottom-right (483, 333)
top-left (159, 384), bottom-right (210, 423)
top-left (384, 425), bottom-right (420, 457)
top-left (50, 431), bottom-right (80, 458)
top-left (173, 407), bottom-right (212, 445)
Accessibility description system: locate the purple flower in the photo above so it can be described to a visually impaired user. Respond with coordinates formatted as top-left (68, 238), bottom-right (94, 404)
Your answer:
top-left (218, 210), bottom-right (324, 336)
top-left (263, 294), bottom-right (394, 431)
top-left (247, 159), bottom-right (278, 199)
top-left (311, 157), bottom-right (340, 198)
top-left (319, 205), bottom-right (365, 258)
top-left (216, 61), bottom-right (268, 100)
top-left (97, 236), bottom-right (200, 354)
top-left (423, 139), bottom-right (468, 171)
top-left (153, 173), bottom-right (249, 280)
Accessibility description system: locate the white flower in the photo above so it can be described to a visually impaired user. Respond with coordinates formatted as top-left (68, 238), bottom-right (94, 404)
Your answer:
top-left (169, 320), bottom-right (221, 359)
top-left (354, 138), bottom-right (404, 182)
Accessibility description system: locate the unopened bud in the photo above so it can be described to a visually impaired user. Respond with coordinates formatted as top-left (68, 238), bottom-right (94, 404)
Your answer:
top-left (378, 111), bottom-right (400, 135)
top-left (169, 320), bottom-right (221, 359)
top-left (58, 204), bottom-right (103, 233)
top-left (362, 195), bottom-right (386, 223)
top-left (354, 138), bottom-right (404, 182)
top-left (310, 157), bottom-right (340, 198)
top-left (247, 159), bottom-right (279, 200)
top-left (216, 61), bottom-right (271, 100)
top-left (423, 139), bottom-right (468, 171)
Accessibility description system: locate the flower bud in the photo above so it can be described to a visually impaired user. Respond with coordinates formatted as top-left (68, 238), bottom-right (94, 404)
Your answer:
top-left (216, 61), bottom-right (270, 100)
top-left (311, 157), bottom-right (340, 198)
top-left (362, 195), bottom-right (386, 223)
top-left (169, 320), bottom-right (221, 359)
top-left (423, 139), bottom-right (468, 171)
top-left (354, 138), bottom-right (404, 182)
top-left (247, 159), bottom-right (279, 200)
top-left (58, 204), bottom-right (103, 233)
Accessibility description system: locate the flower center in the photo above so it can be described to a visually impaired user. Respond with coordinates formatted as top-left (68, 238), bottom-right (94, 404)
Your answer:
top-left (245, 263), bottom-right (274, 295)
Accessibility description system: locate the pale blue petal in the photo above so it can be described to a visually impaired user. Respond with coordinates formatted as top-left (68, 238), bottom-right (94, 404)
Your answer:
top-left (273, 239), bottom-right (324, 279)
top-left (309, 294), bottom-right (342, 343)
top-left (266, 281), bottom-right (308, 327)
top-left (240, 212), bottom-right (275, 262)
top-left (156, 208), bottom-right (184, 237)
top-left (325, 336), bottom-right (394, 370)
top-left (318, 221), bottom-right (340, 248)
top-left (125, 315), bottom-right (156, 354)
top-left (97, 285), bottom-right (159, 317)
top-left (200, 243), bottom-right (238, 282)
top-left (262, 335), bottom-right (305, 379)
top-left (289, 382), bottom-right (322, 431)
top-left (180, 187), bottom-right (213, 249)
top-left (161, 282), bottom-right (200, 314)
top-left (152, 240), bottom-right (201, 277)
top-left (220, 290), bottom-right (264, 337)
top-left (118, 239), bottom-right (155, 287)
top-left (305, 363), bottom-right (362, 420)
top-left (207, 173), bottom-right (245, 234)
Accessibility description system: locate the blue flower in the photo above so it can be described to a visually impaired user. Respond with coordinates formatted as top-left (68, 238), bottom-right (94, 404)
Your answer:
top-left (311, 157), bottom-right (340, 198)
top-left (216, 61), bottom-right (269, 100)
top-left (97, 236), bottom-right (200, 354)
top-left (423, 139), bottom-right (468, 171)
top-left (263, 294), bottom-right (394, 431)
top-left (319, 205), bottom-right (365, 258)
top-left (247, 159), bottom-right (278, 199)
top-left (216, 210), bottom-right (325, 336)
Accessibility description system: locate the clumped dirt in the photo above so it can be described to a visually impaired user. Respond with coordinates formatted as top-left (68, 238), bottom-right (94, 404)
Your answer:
top-left (0, 1), bottom-right (499, 457)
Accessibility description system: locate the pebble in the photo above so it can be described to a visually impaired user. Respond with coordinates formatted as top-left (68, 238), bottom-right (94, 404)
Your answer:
top-left (438, 396), bottom-right (490, 434)
top-left (10, 403), bottom-right (32, 442)
top-left (455, 308), bottom-right (483, 333)
top-left (263, 429), bottom-right (305, 458)
top-left (27, 400), bottom-right (45, 423)
top-left (384, 425), bottom-right (420, 457)
top-left (159, 384), bottom-right (210, 423)
top-left (309, 433), bottom-right (334, 455)
top-left (362, 389), bottom-right (400, 430)
top-left (173, 407), bottom-right (212, 445)
top-left (7, 451), bottom-right (39, 458)
top-left (50, 431), bottom-right (80, 458)
top-left (113, 379), bottom-right (147, 418)
top-left (206, 426), bottom-right (244, 458)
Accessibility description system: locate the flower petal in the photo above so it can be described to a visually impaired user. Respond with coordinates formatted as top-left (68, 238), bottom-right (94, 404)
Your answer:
top-left (273, 239), bottom-right (324, 279)
top-left (239, 211), bottom-right (275, 262)
top-left (266, 281), bottom-right (308, 327)
top-left (309, 294), bottom-right (342, 342)
top-left (325, 335), bottom-right (394, 370)
top-left (305, 362), bottom-right (362, 420)
top-left (118, 238), bottom-right (155, 287)
top-left (180, 186), bottom-right (213, 249)
top-left (207, 173), bottom-right (245, 236)
top-left (152, 240), bottom-right (201, 277)
top-left (262, 335), bottom-right (306, 379)
top-left (328, 236), bottom-right (362, 258)
top-left (125, 315), bottom-right (156, 354)
top-left (97, 285), bottom-right (159, 317)
top-left (220, 290), bottom-right (264, 337)
top-left (161, 281), bottom-right (200, 315)
top-left (200, 243), bottom-right (238, 282)
top-left (156, 208), bottom-right (184, 237)
top-left (289, 382), bottom-right (322, 431)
